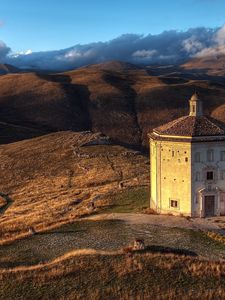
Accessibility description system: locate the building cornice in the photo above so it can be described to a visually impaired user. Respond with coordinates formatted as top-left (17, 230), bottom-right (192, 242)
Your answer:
top-left (149, 132), bottom-right (225, 143)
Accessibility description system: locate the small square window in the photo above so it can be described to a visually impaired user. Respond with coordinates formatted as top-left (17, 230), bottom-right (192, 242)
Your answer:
top-left (206, 171), bottom-right (214, 181)
top-left (170, 200), bottom-right (178, 208)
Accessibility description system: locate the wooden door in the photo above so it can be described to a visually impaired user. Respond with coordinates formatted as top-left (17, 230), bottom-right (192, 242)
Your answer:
top-left (204, 196), bottom-right (215, 217)
top-left (220, 193), bottom-right (225, 215)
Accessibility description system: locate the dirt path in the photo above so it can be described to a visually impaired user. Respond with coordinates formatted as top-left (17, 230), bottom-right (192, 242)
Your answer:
top-left (86, 213), bottom-right (225, 232)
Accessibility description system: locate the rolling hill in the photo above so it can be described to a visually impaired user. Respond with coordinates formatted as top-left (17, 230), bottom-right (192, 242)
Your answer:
top-left (0, 64), bottom-right (20, 75)
top-left (0, 131), bottom-right (149, 244)
top-left (1, 60), bottom-right (225, 299)
top-left (1, 249), bottom-right (225, 299)
top-left (182, 54), bottom-right (225, 76)
top-left (0, 61), bottom-right (225, 148)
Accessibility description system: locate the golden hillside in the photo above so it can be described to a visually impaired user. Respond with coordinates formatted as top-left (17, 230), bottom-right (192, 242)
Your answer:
top-left (1, 249), bottom-right (225, 299)
top-left (0, 61), bottom-right (225, 147)
top-left (182, 54), bottom-right (225, 76)
top-left (0, 131), bottom-right (148, 243)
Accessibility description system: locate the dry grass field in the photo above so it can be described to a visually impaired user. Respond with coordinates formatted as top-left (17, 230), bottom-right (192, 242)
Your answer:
top-left (0, 131), bottom-right (149, 244)
top-left (1, 249), bottom-right (225, 299)
top-left (2, 219), bottom-right (225, 269)
top-left (1, 60), bottom-right (225, 299)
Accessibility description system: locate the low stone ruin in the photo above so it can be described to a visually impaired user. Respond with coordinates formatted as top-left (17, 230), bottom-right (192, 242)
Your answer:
top-left (80, 132), bottom-right (111, 147)
top-left (86, 201), bottom-right (95, 212)
top-left (133, 239), bottom-right (145, 250)
top-left (123, 239), bottom-right (145, 255)
top-left (28, 227), bottom-right (36, 235)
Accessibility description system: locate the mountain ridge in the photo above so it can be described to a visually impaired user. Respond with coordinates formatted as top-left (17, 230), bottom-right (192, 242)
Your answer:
top-left (0, 63), bottom-right (21, 75)
top-left (0, 60), bottom-right (225, 147)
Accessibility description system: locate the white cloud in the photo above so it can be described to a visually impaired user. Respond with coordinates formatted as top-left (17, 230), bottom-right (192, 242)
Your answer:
top-left (25, 49), bottom-right (32, 55)
top-left (195, 45), bottom-right (225, 57)
top-left (63, 49), bottom-right (82, 59)
top-left (2, 25), bottom-right (225, 70)
top-left (132, 49), bottom-right (157, 58)
top-left (12, 49), bottom-right (33, 58)
top-left (214, 24), bottom-right (225, 45)
top-left (182, 36), bottom-right (204, 54)
top-left (60, 48), bottom-right (95, 60)
top-left (193, 24), bottom-right (225, 58)
top-left (0, 40), bottom-right (11, 61)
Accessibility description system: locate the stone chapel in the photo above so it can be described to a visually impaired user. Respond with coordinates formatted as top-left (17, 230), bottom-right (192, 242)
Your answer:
top-left (149, 93), bottom-right (225, 217)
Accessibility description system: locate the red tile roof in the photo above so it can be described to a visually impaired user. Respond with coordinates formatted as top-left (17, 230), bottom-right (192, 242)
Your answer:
top-left (154, 115), bottom-right (225, 137)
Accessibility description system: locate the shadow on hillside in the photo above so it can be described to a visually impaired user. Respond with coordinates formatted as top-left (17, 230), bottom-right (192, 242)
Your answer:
top-left (0, 192), bottom-right (13, 215)
top-left (103, 72), bottom-right (142, 147)
top-left (38, 229), bottom-right (87, 235)
top-left (35, 73), bottom-right (72, 84)
top-left (0, 72), bottom-right (93, 144)
top-left (37, 72), bottom-right (146, 152)
top-left (147, 65), bottom-right (225, 85)
top-left (142, 245), bottom-right (198, 257)
top-left (36, 73), bottom-right (92, 132)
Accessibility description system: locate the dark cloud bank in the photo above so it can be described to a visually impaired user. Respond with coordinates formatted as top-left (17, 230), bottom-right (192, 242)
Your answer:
top-left (1, 25), bottom-right (225, 71)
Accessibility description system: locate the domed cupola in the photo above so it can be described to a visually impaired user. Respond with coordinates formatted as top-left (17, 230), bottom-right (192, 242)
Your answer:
top-left (189, 92), bottom-right (203, 117)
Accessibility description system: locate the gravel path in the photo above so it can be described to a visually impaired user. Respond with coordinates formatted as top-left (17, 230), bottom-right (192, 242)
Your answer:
top-left (1, 217), bottom-right (225, 268)
top-left (86, 213), bottom-right (225, 232)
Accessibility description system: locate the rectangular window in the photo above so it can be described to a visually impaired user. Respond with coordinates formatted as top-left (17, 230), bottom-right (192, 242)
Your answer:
top-left (195, 172), bottom-right (200, 181)
top-left (207, 150), bottom-right (214, 162)
top-left (170, 200), bottom-right (178, 208)
top-left (206, 171), bottom-right (214, 181)
top-left (195, 152), bottom-right (200, 162)
top-left (221, 151), bottom-right (225, 161)
top-left (221, 170), bottom-right (225, 180)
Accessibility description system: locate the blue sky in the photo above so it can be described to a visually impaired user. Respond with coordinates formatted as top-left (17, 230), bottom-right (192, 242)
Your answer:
top-left (0, 0), bottom-right (225, 52)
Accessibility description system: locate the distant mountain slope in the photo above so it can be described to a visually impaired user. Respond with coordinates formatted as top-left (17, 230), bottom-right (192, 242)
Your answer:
top-left (211, 103), bottom-right (225, 123)
top-left (0, 60), bottom-right (225, 147)
top-left (84, 60), bottom-right (142, 72)
top-left (0, 64), bottom-right (20, 75)
top-left (181, 55), bottom-right (225, 76)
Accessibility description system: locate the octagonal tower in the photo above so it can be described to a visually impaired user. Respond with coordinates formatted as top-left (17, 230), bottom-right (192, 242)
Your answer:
top-left (149, 93), bottom-right (225, 217)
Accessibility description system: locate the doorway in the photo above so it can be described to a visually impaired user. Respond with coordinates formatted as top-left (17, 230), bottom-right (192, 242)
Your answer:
top-left (204, 195), bottom-right (215, 217)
